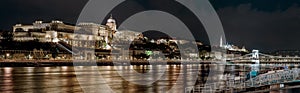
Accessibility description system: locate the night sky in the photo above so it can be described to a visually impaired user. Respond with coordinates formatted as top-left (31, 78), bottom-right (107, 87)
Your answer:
top-left (1, 0), bottom-right (300, 52)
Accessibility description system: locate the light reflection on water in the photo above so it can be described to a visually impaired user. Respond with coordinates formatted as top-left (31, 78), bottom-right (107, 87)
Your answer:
top-left (0, 67), bottom-right (82, 93)
top-left (1, 64), bottom-right (300, 93)
top-left (0, 65), bottom-right (199, 93)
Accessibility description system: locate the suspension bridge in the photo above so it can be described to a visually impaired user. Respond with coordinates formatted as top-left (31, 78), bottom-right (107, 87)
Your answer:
top-left (228, 50), bottom-right (300, 63)
top-left (187, 68), bottom-right (300, 93)
top-left (185, 50), bottom-right (300, 93)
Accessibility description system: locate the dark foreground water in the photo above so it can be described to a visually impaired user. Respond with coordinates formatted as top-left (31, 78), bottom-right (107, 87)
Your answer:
top-left (1, 64), bottom-right (300, 93)
top-left (0, 65), bottom-right (203, 93)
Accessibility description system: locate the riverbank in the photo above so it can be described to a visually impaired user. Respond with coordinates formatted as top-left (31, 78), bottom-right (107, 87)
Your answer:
top-left (0, 60), bottom-right (215, 67)
top-left (3, 60), bottom-right (300, 67)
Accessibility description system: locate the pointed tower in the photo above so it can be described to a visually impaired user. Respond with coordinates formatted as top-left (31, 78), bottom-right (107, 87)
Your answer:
top-left (105, 14), bottom-right (117, 45)
top-left (106, 14), bottom-right (117, 31)
top-left (220, 36), bottom-right (223, 47)
top-left (241, 46), bottom-right (246, 52)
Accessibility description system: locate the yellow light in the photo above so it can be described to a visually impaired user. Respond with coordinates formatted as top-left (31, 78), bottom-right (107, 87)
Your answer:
top-left (6, 53), bottom-right (10, 57)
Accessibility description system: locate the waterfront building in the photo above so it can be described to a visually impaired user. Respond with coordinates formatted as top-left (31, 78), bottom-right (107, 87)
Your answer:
top-left (209, 36), bottom-right (249, 60)
top-left (219, 36), bottom-right (247, 52)
top-left (2, 15), bottom-right (213, 61)
top-left (2, 16), bottom-right (117, 60)
top-left (12, 17), bottom-right (116, 49)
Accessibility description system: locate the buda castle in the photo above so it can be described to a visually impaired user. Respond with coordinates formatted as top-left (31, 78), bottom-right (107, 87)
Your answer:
top-left (12, 16), bottom-right (117, 50)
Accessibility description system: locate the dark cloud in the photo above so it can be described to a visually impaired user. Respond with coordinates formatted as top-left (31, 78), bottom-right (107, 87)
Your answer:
top-left (218, 4), bottom-right (300, 52)
top-left (211, 0), bottom-right (300, 12)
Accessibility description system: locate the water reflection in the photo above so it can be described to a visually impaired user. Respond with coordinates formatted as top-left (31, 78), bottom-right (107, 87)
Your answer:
top-left (0, 64), bottom-right (299, 93)
top-left (0, 65), bottom-right (197, 93)
top-left (0, 67), bottom-right (82, 93)
top-left (2, 67), bottom-right (13, 91)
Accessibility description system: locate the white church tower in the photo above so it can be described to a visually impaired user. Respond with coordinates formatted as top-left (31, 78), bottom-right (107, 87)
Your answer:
top-left (220, 36), bottom-right (224, 47)
top-left (106, 14), bottom-right (117, 31)
top-left (104, 14), bottom-right (117, 49)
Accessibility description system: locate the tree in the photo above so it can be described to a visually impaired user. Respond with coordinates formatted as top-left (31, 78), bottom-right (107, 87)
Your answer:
top-left (51, 45), bottom-right (59, 59)
top-left (199, 50), bottom-right (208, 60)
top-left (2, 30), bottom-right (13, 42)
top-left (1, 31), bottom-right (14, 49)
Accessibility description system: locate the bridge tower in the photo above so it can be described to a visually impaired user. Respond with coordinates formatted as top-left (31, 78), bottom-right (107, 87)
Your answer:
top-left (252, 50), bottom-right (259, 60)
top-left (251, 50), bottom-right (260, 72)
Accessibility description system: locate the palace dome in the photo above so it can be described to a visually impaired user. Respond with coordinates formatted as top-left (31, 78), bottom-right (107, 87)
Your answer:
top-left (107, 15), bottom-right (116, 23)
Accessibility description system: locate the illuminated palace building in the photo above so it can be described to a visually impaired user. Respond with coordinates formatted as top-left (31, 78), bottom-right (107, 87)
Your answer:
top-left (5, 16), bottom-right (248, 61)
top-left (10, 16), bottom-right (117, 60)
top-left (13, 17), bottom-right (116, 48)
top-left (10, 16), bottom-right (205, 61)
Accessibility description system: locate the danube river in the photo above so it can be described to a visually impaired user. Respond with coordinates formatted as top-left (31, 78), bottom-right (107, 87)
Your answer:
top-left (1, 64), bottom-right (300, 93)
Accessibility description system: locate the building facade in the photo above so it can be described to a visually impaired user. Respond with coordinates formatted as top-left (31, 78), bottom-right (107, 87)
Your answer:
top-left (12, 17), bottom-right (117, 50)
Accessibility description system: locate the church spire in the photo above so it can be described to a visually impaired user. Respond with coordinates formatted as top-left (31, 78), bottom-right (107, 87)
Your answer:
top-left (107, 14), bottom-right (116, 23)
top-left (110, 14), bottom-right (113, 19)
top-left (220, 36), bottom-right (223, 47)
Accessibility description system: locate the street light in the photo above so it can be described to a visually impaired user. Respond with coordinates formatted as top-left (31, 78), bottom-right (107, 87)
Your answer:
top-left (6, 53), bottom-right (10, 59)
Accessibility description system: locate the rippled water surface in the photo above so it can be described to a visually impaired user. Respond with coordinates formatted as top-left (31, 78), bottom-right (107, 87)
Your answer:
top-left (1, 64), bottom-right (300, 93)
top-left (0, 65), bottom-right (201, 93)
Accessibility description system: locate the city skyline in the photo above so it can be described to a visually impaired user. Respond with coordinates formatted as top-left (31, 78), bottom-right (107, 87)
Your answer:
top-left (1, 0), bottom-right (300, 52)
top-left (1, 1), bottom-right (300, 93)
